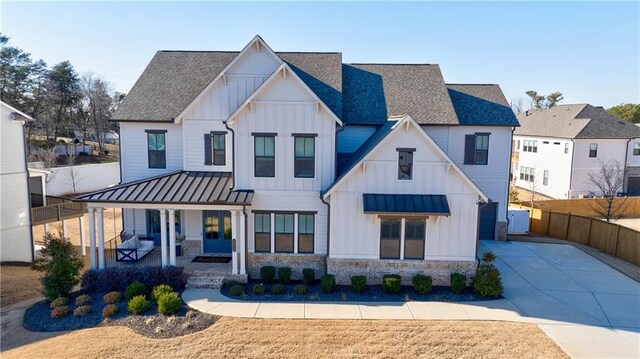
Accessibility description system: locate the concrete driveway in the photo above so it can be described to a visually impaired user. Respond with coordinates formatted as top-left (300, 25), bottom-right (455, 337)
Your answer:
top-left (480, 240), bottom-right (640, 358)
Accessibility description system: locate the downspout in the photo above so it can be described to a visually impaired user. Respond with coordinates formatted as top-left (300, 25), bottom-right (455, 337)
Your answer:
top-left (623, 138), bottom-right (632, 195)
top-left (320, 193), bottom-right (331, 268)
top-left (505, 126), bottom-right (516, 237)
top-left (568, 139), bottom-right (576, 198)
top-left (224, 120), bottom-right (236, 190)
top-left (22, 122), bottom-right (35, 262)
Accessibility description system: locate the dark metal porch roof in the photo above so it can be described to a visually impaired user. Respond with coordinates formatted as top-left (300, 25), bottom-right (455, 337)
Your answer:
top-left (363, 194), bottom-right (450, 215)
top-left (75, 171), bottom-right (253, 205)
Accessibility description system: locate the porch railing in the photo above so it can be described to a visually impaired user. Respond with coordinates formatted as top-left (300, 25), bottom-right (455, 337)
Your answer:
top-left (31, 197), bottom-right (86, 225)
top-left (97, 236), bottom-right (162, 268)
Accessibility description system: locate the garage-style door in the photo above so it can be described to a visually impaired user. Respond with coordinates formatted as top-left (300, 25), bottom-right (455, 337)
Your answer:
top-left (628, 177), bottom-right (640, 197)
top-left (479, 202), bottom-right (498, 240)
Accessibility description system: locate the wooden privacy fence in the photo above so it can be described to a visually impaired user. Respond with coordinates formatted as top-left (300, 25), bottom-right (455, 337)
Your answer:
top-left (512, 197), bottom-right (640, 218)
top-left (530, 210), bottom-right (640, 266)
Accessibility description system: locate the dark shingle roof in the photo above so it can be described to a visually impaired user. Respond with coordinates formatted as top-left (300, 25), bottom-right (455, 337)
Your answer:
top-left (342, 64), bottom-right (458, 125)
top-left (363, 194), bottom-right (450, 215)
top-left (446, 84), bottom-right (519, 126)
top-left (515, 104), bottom-right (640, 139)
top-left (113, 51), bottom-right (343, 122)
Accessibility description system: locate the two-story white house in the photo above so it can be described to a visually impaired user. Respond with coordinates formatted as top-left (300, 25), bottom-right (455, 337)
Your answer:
top-left (76, 36), bottom-right (518, 285)
top-left (513, 104), bottom-right (640, 199)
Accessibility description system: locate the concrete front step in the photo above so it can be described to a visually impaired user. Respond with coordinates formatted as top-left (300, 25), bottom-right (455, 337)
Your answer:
top-left (186, 276), bottom-right (225, 289)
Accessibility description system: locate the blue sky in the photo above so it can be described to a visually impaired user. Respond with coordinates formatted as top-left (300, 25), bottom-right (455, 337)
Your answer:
top-left (2, 1), bottom-right (638, 107)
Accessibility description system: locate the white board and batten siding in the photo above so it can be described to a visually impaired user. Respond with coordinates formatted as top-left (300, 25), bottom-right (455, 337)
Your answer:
top-left (328, 124), bottom-right (480, 261)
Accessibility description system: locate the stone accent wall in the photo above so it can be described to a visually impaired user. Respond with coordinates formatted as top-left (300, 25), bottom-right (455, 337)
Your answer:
top-left (247, 253), bottom-right (327, 280)
top-left (496, 221), bottom-right (508, 241)
top-left (326, 258), bottom-right (478, 286)
top-left (182, 240), bottom-right (201, 257)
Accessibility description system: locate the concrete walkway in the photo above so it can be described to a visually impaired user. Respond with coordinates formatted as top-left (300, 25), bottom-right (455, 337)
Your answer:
top-left (183, 241), bottom-right (640, 358)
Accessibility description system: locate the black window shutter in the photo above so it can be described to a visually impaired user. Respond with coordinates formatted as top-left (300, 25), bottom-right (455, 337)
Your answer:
top-left (464, 135), bottom-right (476, 165)
top-left (204, 134), bottom-right (212, 165)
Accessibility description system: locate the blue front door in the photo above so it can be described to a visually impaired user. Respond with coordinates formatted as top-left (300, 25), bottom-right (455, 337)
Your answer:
top-left (146, 209), bottom-right (181, 247)
top-left (203, 210), bottom-right (232, 253)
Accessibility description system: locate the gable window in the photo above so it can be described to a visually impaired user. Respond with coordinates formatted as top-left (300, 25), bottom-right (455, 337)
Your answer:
top-left (254, 213), bottom-right (271, 253)
top-left (565, 143), bottom-right (569, 154)
top-left (297, 214), bottom-right (314, 253)
top-left (380, 218), bottom-right (401, 259)
top-left (397, 148), bottom-right (415, 180)
top-left (543, 170), bottom-right (549, 186)
top-left (293, 135), bottom-right (315, 178)
top-left (146, 130), bottom-right (166, 169)
top-left (404, 219), bottom-right (425, 260)
top-left (589, 143), bottom-right (598, 158)
top-left (204, 132), bottom-right (226, 166)
top-left (275, 213), bottom-right (294, 253)
top-left (634, 142), bottom-right (640, 156)
top-left (254, 134), bottom-right (276, 177)
top-left (464, 133), bottom-right (490, 165)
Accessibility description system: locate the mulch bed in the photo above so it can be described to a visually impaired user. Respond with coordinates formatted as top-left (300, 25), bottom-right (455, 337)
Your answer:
top-left (221, 280), bottom-right (501, 302)
top-left (23, 291), bottom-right (218, 338)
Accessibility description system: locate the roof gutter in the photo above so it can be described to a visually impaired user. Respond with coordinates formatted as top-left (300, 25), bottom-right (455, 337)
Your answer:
top-left (224, 120), bottom-right (236, 191)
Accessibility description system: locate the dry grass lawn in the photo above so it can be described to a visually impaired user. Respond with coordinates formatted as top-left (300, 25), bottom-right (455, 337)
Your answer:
top-left (0, 266), bottom-right (43, 314)
top-left (32, 208), bottom-right (123, 247)
top-left (2, 317), bottom-right (567, 359)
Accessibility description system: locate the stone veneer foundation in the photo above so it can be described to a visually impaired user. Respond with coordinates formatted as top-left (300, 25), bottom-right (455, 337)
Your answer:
top-left (247, 253), bottom-right (327, 280)
top-left (326, 258), bottom-right (478, 286)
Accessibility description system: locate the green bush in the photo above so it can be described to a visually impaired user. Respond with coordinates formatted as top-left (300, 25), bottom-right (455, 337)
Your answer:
top-left (350, 275), bottom-right (367, 293)
top-left (382, 274), bottom-right (402, 294)
top-left (412, 274), bottom-right (433, 295)
top-left (278, 267), bottom-right (292, 284)
top-left (32, 233), bottom-right (84, 301)
top-left (103, 291), bottom-right (121, 304)
top-left (302, 268), bottom-right (315, 286)
top-left (482, 251), bottom-right (497, 264)
top-left (73, 304), bottom-right (92, 316)
top-left (260, 266), bottom-right (276, 282)
top-left (252, 283), bottom-right (266, 295)
top-left (320, 274), bottom-right (335, 294)
top-left (229, 285), bottom-right (244, 296)
top-left (50, 296), bottom-right (69, 308)
top-left (125, 281), bottom-right (146, 301)
top-left (51, 305), bottom-right (69, 319)
top-left (225, 280), bottom-right (241, 289)
top-left (473, 253), bottom-right (503, 297)
top-left (295, 284), bottom-right (307, 295)
top-left (157, 292), bottom-right (182, 315)
top-left (75, 294), bottom-right (92, 306)
top-left (127, 295), bottom-right (149, 314)
top-left (272, 284), bottom-right (285, 295)
top-left (151, 284), bottom-right (174, 304)
top-left (450, 273), bottom-right (467, 294)
top-left (102, 304), bottom-right (119, 317)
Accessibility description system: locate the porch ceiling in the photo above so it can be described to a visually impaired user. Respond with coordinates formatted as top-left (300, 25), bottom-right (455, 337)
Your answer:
top-left (74, 171), bottom-right (253, 206)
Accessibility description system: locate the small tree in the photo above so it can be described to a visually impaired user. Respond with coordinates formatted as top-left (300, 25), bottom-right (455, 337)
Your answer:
top-left (509, 180), bottom-right (519, 202)
top-left (66, 152), bottom-right (81, 194)
top-left (28, 148), bottom-right (58, 183)
top-left (586, 160), bottom-right (628, 222)
top-left (32, 232), bottom-right (84, 301)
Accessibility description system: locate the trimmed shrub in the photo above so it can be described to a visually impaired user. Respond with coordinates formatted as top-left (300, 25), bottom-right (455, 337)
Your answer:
top-left (73, 305), bottom-right (92, 317)
top-left (102, 304), bottom-right (119, 317)
top-left (450, 273), bottom-right (467, 294)
top-left (225, 280), bottom-right (241, 289)
top-left (482, 251), bottom-right (497, 264)
top-left (350, 275), bottom-right (367, 293)
top-left (229, 285), bottom-right (244, 296)
top-left (272, 284), bottom-right (285, 295)
top-left (412, 274), bottom-right (433, 295)
top-left (320, 274), bottom-right (335, 294)
top-left (75, 294), bottom-right (92, 306)
top-left (252, 283), bottom-right (266, 295)
top-left (127, 295), bottom-right (149, 314)
top-left (473, 252), bottom-right (503, 297)
top-left (151, 284), bottom-right (174, 304)
top-left (80, 266), bottom-right (186, 293)
top-left (278, 267), bottom-right (292, 284)
top-left (51, 305), bottom-right (69, 319)
top-left (295, 284), bottom-right (307, 295)
top-left (260, 266), bottom-right (276, 282)
top-left (382, 274), bottom-right (402, 294)
top-left (125, 281), bottom-right (146, 301)
top-left (157, 292), bottom-right (182, 315)
top-left (32, 233), bottom-right (84, 301)
top-left (50, 296), bottom-right (69, 308)
top-left (302, 268), bottom-right (315, 286)
top-left (103, 291), bottom-right (121, 304)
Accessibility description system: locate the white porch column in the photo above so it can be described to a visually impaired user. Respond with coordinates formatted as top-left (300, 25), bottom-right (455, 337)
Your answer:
top-left (239, 210), bottom-right (246, 275)
top-left (270, 213), bottom-right (275, 254)
top-left (231, 210), bottom-right (239, 274)
top-left (168, 209), bottom-right (176, 266)
top-left (97, 208), bottom-right (105, 269)
top-left (79, 216), bottom-right (86, 256)
top-left (88, 207), bottom-right (97, 270)
top-left (160, 209), bottom-right (168, 268)
top-left (44, 223), bottom-right (50, 233)
top-left (293, 213), bottom-right (299, 254)
top-left (61, 220), bottom-right (67, 239)
top-left (400, 218), bottom-right (406, 260)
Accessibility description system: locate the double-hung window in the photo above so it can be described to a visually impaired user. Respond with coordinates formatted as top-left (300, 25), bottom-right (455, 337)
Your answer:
top-left (543, 170), bottom-right (549, 186)
top-left (254, 213), bottom-right (271, 253)
top-left (294, 135), bottom-right (315, 178)
top-left (380, 218), bottom-right (401, 259)
top-left (146, 130), bottom-right (166, 169)
top-left (297, 214), bottom-right (314, 253)
top-left (589, 143), bottom-right (598, 158)
top-left (275, 213), bottom-right (294, 253)
top-left (464, 133), bottom-right (490, 165)
top-left (404, 219), bottom-right (425, 260)
top-left (634, 142), bottom-right (640, 156)
top-left (564, 143), bottom-right (570, 154)
top-left (397, 148), bottom-right (414, 180)
top-left (254, 134), bottom-right (276, 177)
top-left (204, 132), bottom-right (226, 166)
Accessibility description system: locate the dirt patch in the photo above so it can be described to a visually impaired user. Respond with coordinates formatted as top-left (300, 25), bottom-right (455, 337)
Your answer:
top-left (33, 208), bottom-right (123, 247)
top-left (0, 265), bottom-right (43, 314)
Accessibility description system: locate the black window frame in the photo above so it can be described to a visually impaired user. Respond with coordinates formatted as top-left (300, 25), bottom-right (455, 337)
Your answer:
top-left (274, 213), bottom-right (294, 253)
top-left (589, 143), bottom-right (598, 158)
top-left (297, 213), bottom-right (315, 254)
top-left (254, 213), bottom-right (271, 253)
top-left (404, 219), bottom-right (426, 260)
top-left (397, 148), bottom-right (415, 180)
top-left (380, 218), bottom-right (401, 259)
top-left (212, 132), bottom-right (226, 166)
top-left (474, 133), bottom-right (490, 165)
top-left (293, 134), bottom-right (316, 178)
top-left (634, 142), bottom-right (640, 156)
top-left (146, 130), bottom-right (167, 169)
top-left (254, 134), bottom-right (276, 178)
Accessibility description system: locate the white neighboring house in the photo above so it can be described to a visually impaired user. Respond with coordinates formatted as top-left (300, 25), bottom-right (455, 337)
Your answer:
top-left (75, 36), bottom-right (518, 285)
top-left (0, 101), bottom-right (34, 262)
top-left (513, 104), bottom-right (640, 199)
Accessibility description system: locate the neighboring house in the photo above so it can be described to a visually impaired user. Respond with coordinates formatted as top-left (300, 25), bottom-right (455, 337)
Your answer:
top-left (0, 101), bottom-right (34, 262)
top-left (513, 104), bottom-right (640, 199)
top-left (75, 36), bottom-right (518, 284)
